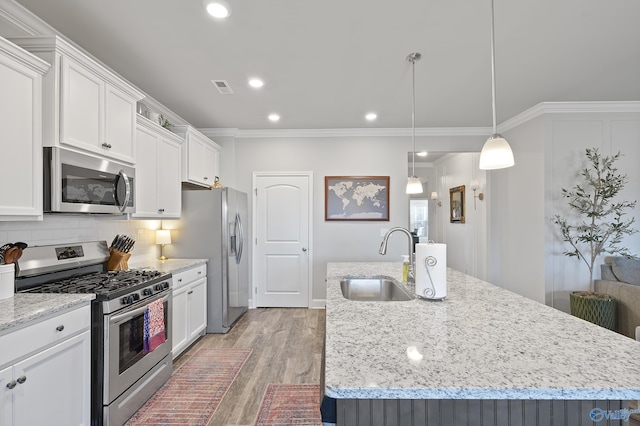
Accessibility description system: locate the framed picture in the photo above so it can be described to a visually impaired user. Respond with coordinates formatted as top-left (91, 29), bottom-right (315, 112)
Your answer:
top-left (325, 176), bottom-right (390, 221)
top-left (449, 185), bottom-right (465, 223)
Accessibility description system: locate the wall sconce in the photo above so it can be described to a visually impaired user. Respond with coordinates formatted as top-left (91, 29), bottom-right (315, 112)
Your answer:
top-left (431, 191), bottom-right (442, 207)
top-left (470, 180), bottom-right (484, 210)
top-left (155, 229), bottom-right (172, 260)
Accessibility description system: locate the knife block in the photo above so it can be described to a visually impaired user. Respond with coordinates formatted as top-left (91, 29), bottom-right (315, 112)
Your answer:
top-left (108, 248), bottom-right (131, 271)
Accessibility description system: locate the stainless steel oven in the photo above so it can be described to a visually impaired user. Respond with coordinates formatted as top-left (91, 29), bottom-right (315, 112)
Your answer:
top-left (15, 241), bottom-right (173, 426)
top-left (44, 147), bottom-right (135, 214)
top-left (103, 290), bottom-right (172, 425)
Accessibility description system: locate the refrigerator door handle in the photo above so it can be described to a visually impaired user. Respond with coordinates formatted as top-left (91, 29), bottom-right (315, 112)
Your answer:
top-left (235, 213), bottom-right (244, 264)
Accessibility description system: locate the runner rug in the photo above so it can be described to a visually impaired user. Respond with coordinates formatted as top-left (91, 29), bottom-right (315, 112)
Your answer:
top-left (254, 383), bottom-right (322, 425)
top-left (126, 348), bottom-right (252, 425)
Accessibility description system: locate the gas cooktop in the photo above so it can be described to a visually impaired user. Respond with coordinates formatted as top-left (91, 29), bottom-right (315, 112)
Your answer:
top-left (19, 269), bottom-right (170, 300)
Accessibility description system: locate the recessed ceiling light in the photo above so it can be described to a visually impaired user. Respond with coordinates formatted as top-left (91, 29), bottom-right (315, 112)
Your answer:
top-left (248, 78), bottom-right (264, 88)
top-left (365, 113), bottom-right (377, 121)
top-left (268, 114), bottom-right (280, 122)
top-left (203, 0), bottom-right (231, 18)
top-left (416, 151), bottom-right (428, 157)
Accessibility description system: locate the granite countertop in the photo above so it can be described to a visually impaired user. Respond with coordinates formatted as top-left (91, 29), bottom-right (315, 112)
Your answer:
top-left (0, 293), bottom-right (94, 334)
top-left (128, 258), bottom-right (208, 275)
top-left (324, 262), bottom-right (640, 400)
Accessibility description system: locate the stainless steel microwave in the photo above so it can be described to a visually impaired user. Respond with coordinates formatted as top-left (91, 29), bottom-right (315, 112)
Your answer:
top-left (44, 147), bottom-right (135, 214)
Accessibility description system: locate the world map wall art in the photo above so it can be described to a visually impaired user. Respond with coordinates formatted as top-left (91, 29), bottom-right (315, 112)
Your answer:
top-left (325, 176), bottom-right (389, 221)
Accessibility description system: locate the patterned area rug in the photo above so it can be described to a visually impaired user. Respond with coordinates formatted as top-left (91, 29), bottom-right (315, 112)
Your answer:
top-left (126, 348), bottom-right (252, 425)
top-left (254, 384), bottom-right (322, 425)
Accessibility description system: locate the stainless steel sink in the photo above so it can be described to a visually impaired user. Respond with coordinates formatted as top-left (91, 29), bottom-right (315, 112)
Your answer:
top-left (340, 277), bottom-right (414, 301)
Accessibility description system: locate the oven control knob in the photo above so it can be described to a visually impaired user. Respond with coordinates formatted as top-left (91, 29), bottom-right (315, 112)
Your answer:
top-left (121, 296), bottom-right (133, 305)
top-left (155, 284), bottom-right (163, 291)
top-left (132, 293), bottom-right (140, 301)
top-left (163, 282), bottom-right (170, 290)
top-left (142, 288), bottom-right (153, 296)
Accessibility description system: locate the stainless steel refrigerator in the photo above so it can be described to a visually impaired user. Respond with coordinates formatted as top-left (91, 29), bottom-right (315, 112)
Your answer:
top-left (168, 187), bottom-right (249, 333)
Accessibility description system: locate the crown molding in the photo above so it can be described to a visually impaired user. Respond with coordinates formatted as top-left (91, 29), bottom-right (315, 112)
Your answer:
top-left (0, 0), bottom-right (54, 36)
top-left (199, 127), bottom-right (492, 139)
top-left (500, 101), bottom-right (640, 133)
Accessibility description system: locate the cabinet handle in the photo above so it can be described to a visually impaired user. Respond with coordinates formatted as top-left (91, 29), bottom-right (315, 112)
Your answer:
top-left (6, 380), bottom-right (16, 389)
top-left (197, 271), bottom-right (202, 275)
top-left (187, 290), bottom-right (193, 295)
top-left (203, 176), bottom-right (209, 180)
top-left (16, 376), bottom-right (26, 384)
top-left (56, 325), bottom-right (65, 332)
top-left (178, 278), bottom-right (182, 283)
top-left (158, 208), bottom-right (165, 213)
top-left (101, 142), bottom-right (112, 149)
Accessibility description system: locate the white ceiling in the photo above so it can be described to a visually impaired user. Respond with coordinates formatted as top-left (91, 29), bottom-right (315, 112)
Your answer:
top-left (7, 0), bottom-right (640, 131)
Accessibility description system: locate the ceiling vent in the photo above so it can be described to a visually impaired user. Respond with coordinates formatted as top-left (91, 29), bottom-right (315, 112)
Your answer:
top-left (211, 80), bottom-right (233, 94)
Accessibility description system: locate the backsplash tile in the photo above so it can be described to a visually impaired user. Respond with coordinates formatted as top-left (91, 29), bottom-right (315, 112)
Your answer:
top-left (0, 215), bottom-right (160, 263)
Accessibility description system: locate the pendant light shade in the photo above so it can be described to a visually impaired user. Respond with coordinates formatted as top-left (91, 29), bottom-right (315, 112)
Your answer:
top-left (479, 0), bottom-right (514, 171)
top-left (406, 177), bottom-right (423, 194)
top-left (479, 135), bottom-right (514, 170)
top-left (406, 52), bottom-right (423, 194)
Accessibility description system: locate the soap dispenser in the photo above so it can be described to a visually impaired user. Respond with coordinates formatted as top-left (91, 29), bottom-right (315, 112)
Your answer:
top-left (402, 255), bottom-right (410, 282)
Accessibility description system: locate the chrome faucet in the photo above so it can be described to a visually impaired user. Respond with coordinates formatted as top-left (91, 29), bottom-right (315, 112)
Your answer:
top-left (378, 227), bottom-right (415, 283)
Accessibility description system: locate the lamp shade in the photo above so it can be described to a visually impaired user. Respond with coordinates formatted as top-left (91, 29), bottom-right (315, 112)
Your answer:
top-left (406, 176), bottom-right (423, 194)
top-left (430, 191), bottom-right (438, 200)
top-left (479, 135), bottom-right (515, 170)
top-left (155, 229), bottom-right (172, 245)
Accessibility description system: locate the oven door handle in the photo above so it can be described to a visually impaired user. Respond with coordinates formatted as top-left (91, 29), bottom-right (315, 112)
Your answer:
top-left (109, 293), bottom-right (170, 326)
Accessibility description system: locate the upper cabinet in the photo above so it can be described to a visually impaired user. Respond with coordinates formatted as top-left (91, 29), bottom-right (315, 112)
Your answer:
top-left (132, 115), bottom-right (183, 219)
top-left (0, 37), bottom-right (50, 221)
top-left (10, 36), bottom-right (144, 164)
top-left (171, 125), bottom-right (220, 188)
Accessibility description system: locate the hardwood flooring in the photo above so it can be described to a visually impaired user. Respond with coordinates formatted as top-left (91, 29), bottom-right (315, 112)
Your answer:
top-left (173, 308), bottom-right (326, 426)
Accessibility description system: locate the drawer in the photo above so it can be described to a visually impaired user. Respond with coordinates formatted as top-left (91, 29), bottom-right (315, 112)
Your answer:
top-left (0, 304), bottom-right (91, 368)
top-left (172, 264), bottom-right (206, 290)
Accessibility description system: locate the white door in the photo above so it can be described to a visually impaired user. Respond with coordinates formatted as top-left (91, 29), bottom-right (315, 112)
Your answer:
top-left (254, 173), bottom-right (312, 307)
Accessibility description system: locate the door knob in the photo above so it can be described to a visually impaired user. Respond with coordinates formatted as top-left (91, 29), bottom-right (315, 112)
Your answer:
top-left (302, 247), bottom-right (307, 252)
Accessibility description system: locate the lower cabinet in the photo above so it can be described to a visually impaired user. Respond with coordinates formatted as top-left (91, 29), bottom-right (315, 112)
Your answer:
top-left (172, 264), bottom-right (207, 358)
top-left (0, 305), bottom-right (91, 426)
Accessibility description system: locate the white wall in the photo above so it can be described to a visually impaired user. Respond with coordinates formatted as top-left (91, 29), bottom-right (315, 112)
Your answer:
top-left (492, 103), bottom-right (640, 310)
top-left (432, 153), bottom-right (487, 280)
top-left (229, 133), bottom-right (485, 305)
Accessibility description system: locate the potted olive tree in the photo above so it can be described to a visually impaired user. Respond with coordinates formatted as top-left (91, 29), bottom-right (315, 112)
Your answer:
top-left (553, 148), bottom-right (637, 330)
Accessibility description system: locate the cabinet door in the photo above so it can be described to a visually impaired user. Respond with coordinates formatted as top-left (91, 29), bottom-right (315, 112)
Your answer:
top-left (0, 365), bottom-right (13, 426)
top-left (203, 143), bottom-right (219, 185)
top-left (133, 126), bottom-right (158, 217)
top-left (60, 56), bottom-right (102, 153)
top-left (156, 136), bottom-right (181, 217)
top-left (13, 330), bottom-right (90, 426)
top-left (105, 85), bottom-right (136, 163)
top-left (188, 278), bottom-right (207, 340)
top-left (172, 286), bottom-right (189, 358)
top-left (186, 136), bottom-right (206, 184)
top-left (0, 52), bottom-right (43, 219)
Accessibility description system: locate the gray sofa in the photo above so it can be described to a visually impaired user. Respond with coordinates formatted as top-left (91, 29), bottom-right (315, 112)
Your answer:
top-left (594, 256), bottom-right (640, 339)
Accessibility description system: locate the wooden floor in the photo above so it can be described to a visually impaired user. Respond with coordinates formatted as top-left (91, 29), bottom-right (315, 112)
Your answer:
top-left (173, 308), bottom-right (326, 426)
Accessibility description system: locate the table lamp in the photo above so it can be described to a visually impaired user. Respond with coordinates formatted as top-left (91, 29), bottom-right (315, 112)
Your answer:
top-left (156, 229), bottom-right (171, 260)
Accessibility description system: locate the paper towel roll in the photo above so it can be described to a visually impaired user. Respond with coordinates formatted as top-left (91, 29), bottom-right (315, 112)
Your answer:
top-left (415, 243), bottom-right (446, 300)
top-left (0, 263), bottom-right (15, 300)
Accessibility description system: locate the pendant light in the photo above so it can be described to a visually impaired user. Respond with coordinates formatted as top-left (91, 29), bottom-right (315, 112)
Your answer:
top-left (479, 0), bottom-right (514, 170)
top-left (406, 52), bottom-right (423, 194)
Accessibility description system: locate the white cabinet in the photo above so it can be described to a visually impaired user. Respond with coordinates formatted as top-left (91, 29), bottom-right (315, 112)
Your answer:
top-left (0, 37), bottom-right (50, 221)
top-left (171, 125), bottom-right (221, 188)
top-left (172, 264), bottom-right (207, 358)
top-left (132, 116), bottom-right (182, 218)
top-left (0, 304), bottom-right (91, 426)
top-left (10, 36), bottom-right (144, 164)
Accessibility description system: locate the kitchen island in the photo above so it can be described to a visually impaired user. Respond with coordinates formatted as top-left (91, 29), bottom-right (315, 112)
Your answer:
top-left (324, 262), bottom-right (640, 425)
